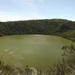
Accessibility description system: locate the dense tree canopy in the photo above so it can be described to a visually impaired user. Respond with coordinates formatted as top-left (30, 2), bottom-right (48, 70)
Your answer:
top-left (0, 19), bottom-right (75, 41)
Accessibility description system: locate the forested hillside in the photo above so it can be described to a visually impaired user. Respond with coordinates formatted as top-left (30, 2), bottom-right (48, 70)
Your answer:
top-left (0, 19), bottom-right (75, 41)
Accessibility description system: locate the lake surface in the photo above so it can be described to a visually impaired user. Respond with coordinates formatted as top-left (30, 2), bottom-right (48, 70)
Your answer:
top-left (0, 35), bottom-right (74, 70)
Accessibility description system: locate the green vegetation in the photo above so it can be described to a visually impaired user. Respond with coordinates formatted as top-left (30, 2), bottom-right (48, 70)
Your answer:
top-left (0, 45), bottom-right (75, 75)
top-left (0, 19), bottom-right (75, 74)
top-left (0, 19), bottom-right (75, 41)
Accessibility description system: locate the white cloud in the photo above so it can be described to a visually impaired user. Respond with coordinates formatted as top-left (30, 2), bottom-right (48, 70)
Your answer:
top-left (0, 0), bottom-right (45, 21)
top-left (0, 11), bottom-right (44, 22)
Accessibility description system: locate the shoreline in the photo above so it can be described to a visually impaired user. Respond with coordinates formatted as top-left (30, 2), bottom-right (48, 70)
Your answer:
top-left (0, 34), bottom-right (75, 42)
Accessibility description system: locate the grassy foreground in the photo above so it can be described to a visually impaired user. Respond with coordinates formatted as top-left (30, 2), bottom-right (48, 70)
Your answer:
top-left (0, 59), bottom-right (73, 75)
top-left (0, 45), bottom-right (75, 75)
top-left (0, 58), bottom-right (74, 75)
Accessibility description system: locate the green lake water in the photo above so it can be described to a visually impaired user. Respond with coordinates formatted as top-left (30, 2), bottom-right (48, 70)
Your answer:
top-left (0, 35), bottom-right (74, 70)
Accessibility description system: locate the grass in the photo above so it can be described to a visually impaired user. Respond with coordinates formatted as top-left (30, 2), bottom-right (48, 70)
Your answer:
top-left (0, 45), bottom-right (74, 75)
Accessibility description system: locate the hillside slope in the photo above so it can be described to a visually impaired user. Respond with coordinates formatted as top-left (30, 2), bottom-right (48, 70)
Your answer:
top-left (0, 19), bottom-right (75, 41)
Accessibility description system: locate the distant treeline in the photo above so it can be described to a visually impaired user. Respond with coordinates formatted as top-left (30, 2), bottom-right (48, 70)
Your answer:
top-left (0, 19), bottom-right (75, 41)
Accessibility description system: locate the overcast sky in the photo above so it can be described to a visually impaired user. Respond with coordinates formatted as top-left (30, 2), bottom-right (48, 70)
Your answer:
top-left (0, 0), bottom-right (75, 21)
